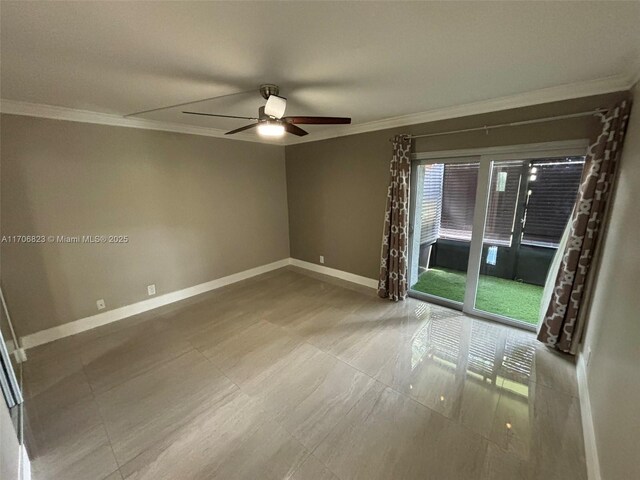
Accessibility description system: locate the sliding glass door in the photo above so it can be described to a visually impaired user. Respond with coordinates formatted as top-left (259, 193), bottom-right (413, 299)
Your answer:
top-left (473, 156), bottom-right (585, 326)
top-left (409, 142), bottom-right (587, 330)
top-left (409, 159), bottom-right (479, 306)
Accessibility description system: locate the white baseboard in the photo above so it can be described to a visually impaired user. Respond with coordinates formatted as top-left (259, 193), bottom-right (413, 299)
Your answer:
top-left (577, 353), bottom-right (601, 480)
top-left (19, 257), bottom-right (377, 351)
top-left (20, 445), bottom-right (31, 480)
top-left (20, 258), bottom-right (291, 350)
top-left (289, 258), bottom-right (378, 290)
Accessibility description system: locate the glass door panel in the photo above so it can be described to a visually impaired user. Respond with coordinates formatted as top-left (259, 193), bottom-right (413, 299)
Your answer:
top-left (473, 156), bottom-right (585, 325)
top-left (409, 161), bottom-right (480, 305)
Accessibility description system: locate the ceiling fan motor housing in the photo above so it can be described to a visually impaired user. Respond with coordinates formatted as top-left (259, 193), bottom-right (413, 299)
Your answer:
top-left (259, 84), bottom-right (280, 99)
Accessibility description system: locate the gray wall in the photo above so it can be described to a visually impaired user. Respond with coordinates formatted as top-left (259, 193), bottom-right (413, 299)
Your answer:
top-left (581, 82), bottom-right (640, 480)
top-left (0, 115), bottom-right (290, 337)
top-left (285, 92), bottom-right (627, 280)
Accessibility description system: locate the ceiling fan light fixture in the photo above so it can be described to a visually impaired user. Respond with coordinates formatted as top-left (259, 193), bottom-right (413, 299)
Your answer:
top-left (264, 94), bottom-right (287, 119)
top-left (182, 84), bottom-right (350, 137)
top-left (257, 121), bottom-right (285, 138)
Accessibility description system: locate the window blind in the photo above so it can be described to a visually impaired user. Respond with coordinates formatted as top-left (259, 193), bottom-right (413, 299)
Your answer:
top-left (440, 163), bottom-right (479, 241)
top-left (484, 161), bottom-right (523, 245)
top-left (419, 164), bottom-right (444, 245)
top-left (420, 157), bottom-right (584, 248)
top-left (522, 157), bottom-right (585, 247)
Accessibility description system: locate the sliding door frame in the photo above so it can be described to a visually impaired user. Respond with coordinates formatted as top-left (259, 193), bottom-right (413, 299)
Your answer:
top-left (409, 139), bottom-right (589, 331)
top-left (409, 154), bottom-right (480, 311)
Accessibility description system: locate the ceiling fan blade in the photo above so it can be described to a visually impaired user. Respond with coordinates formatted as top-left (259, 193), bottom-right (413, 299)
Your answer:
top-left (225, 123), bottom-right (260, 135)
top-left (282, 116), bottom-right (351, 125)
top-left (183, 111), bottom-right (258, 120)
top-left (283, 123), bottom-right (309, 136)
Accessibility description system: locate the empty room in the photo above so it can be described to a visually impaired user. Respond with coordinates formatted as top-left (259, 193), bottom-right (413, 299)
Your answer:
top-left (1, 1), bottom-right (639, 480)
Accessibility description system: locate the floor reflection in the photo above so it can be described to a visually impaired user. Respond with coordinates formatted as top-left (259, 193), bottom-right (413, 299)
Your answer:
top-left (410, 310), bottom-right (535, 400)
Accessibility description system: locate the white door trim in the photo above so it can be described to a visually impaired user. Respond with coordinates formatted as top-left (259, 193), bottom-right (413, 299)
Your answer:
top-left (463, 159), bottom-right (492, 311)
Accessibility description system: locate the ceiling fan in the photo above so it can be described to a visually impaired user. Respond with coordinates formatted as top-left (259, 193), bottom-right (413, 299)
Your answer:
top-left (182, 84), bottom-right (351, 137)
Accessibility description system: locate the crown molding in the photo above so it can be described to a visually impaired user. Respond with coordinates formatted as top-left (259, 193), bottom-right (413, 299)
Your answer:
top-left (0, 99), bottom-right (284, 145)
top-left (285, 74), bottom-right (633, 146)
top-left (1, 73), bottom-right (633, 147)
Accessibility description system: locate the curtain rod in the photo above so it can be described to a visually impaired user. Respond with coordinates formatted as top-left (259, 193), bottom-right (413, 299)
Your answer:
top-left (393, 109), bottom-right (607, 141)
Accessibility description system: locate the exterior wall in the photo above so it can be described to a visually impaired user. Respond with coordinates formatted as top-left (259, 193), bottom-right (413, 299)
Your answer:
top-left (428, 240), bottom-right (555, 286)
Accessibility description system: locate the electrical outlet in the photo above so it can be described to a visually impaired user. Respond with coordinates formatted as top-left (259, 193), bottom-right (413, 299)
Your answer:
top-left (147, 284), bottom-right (156, 296)
top-left (319, 255), bottom-right (325, 264)
top-left (96, 299), bottom-right (106, 310)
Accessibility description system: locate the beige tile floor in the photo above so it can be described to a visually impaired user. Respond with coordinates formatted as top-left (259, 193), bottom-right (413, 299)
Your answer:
top-left (22, 268), bottom-right (586, 480)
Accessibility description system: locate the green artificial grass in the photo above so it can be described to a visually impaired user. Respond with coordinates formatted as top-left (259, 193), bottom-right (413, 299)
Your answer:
top-left (412, 267), bottom-right (543, 325)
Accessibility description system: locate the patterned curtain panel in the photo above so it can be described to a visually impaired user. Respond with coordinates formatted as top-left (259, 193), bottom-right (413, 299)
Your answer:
top-left (538, 99), bottom-right (632, 353)
top-left (378, 135), bottom-right (411, 301)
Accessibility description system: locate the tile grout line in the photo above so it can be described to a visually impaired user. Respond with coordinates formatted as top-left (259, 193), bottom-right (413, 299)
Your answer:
top-left (78, 360), bottom-right (122, 476)
top-left (528, 376), bottom-right (580, 399)
top-left (259, 303), bottom-right (501, 440)
top-left (82, 345), bottom-right (198, 397)
top-left (304, 323), bottom-right (581, 472)
top-left (255, 315), bottom-right (413, 480)
top-left (291, 322), bottom-right (520, 458)
top-left (191, 315), bottom-right (374, 480)
top-left (194, 344), bottom-right (316, 480)
top-left (108, 348), bottom-right (250, 477)
top-left (309, 382), bottom-right (389, 480)
top-left (81, 346), bottom-right (234, 476)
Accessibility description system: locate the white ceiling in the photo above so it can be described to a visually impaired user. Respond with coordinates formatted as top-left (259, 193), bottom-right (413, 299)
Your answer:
top-left (1, 1), bottom-right (639, 144)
